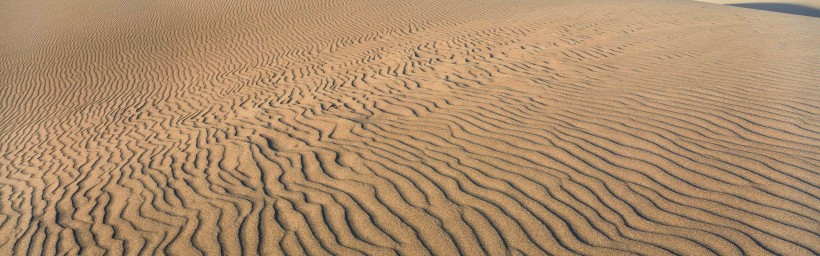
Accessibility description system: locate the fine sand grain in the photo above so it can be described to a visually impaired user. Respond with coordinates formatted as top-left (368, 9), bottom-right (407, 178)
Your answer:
top-left (696, 0), bottom-right (820, 8)
top-left (696, 0), bottom-right (820, 17)
top-left (1, 0), bottom-right (819, 255)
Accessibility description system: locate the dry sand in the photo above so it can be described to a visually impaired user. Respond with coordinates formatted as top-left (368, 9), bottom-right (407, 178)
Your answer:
top-left (697, 0), bottom-right (820, 8)
top-left (696, 0), bottom-right (820, 17)
top-left (1, 0), bottom-right (819, 255)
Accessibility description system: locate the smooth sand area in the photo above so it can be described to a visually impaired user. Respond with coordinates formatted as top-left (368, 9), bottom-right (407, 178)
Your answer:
top-left (696, 0), bottom-right (820, 17)
top-left (1, 0), bottom-right (819, 255)
top-left (696, 0), bottom-right (819, 8)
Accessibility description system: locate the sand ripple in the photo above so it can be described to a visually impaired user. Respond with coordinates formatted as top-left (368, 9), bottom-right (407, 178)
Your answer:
top-left (1, 0), bottom-right (819, 255)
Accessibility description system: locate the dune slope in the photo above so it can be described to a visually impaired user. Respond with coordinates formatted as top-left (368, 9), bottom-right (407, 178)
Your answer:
top-left (1, 0), bottom-right (819, 255)
top-left (696, 0), bottom-right (820, 17)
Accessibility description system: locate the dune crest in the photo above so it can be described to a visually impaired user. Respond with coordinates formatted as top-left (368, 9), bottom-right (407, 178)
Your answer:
top-left (696, 0), bottom-right (820, 17)
top-left (1, 0), bottom-right (819, 255)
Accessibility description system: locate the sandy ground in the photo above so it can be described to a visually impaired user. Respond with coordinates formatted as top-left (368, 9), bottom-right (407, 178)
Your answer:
top-left (1, 0), bottom-right (819, 255)
top-left (697, 0), bottom-right (820, 8)
top-left (696, 0), bottom-right (820, 17)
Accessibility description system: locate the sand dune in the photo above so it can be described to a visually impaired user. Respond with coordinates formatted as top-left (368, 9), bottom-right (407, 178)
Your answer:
top-left (696, 0), bottom-right (820, 17)
top-left (696, 0), bottom-right (820, 8)
top-left (1, 0), bottom-right (819, 255)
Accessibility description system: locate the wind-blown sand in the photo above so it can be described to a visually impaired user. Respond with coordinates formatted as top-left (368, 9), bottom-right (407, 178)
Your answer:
top-left (1, 0), bottom-right (819, 255)
top-left (697, 0), bottom-right (820, 8)
top-left (696, 0), bottom-right (820, 17)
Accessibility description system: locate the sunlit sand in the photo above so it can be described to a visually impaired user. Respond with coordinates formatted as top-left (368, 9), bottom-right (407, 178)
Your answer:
top-left (1, 0), bottom-right (818, 255)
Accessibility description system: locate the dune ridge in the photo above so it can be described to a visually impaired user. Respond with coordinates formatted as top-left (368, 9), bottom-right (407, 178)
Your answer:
top-left (696, 0), bottom-right (820, 17)
top-left (1, 0), bottom-right (819, 255)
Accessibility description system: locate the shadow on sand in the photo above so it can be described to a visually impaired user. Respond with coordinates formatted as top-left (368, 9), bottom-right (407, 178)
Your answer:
top-left (728, 3), bottom-right (820, 17)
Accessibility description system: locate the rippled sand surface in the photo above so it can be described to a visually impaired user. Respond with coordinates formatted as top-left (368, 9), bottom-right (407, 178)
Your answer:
top-left (1, 0), bottom-right (819, 255)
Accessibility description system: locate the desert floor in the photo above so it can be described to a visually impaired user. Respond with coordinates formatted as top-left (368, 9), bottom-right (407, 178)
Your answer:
top-left (696, 0), bottom-right (820, 17)
top-left (1, 0), bottom-right (818, 255)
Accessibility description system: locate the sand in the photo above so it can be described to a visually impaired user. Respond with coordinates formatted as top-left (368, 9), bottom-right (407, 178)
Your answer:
top-left (696, 0), bottom-right (820, 17)
top-left (697, 0), bottom-right (820, 8)
top-left (1, 0), bottom-right (819, 255)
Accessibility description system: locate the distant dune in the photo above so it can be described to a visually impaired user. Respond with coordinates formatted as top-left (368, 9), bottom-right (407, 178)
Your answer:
top-left (1, 0), bottom-right (818, 255)
top-left (696, 0), bottom-right (820, 17)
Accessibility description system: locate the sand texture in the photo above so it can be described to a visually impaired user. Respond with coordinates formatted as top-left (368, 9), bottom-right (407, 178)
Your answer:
top-left (697, 0), bottom-right (820, 9)
top-left (696, 0), bottom-right (820, 17)
top-left (1, 0), bottom-right (819, 255)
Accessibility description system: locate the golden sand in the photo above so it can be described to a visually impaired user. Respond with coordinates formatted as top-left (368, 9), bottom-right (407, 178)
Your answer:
top-left (1, 0), bottom-right (818, 255)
